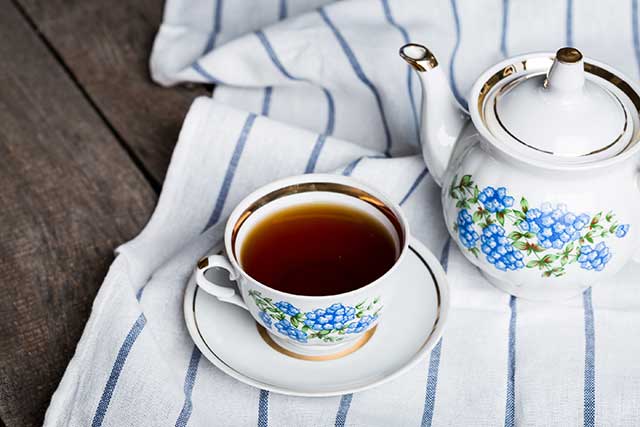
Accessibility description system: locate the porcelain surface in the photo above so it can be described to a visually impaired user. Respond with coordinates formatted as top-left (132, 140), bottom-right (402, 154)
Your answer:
top-left (401, 45), bottom-right (640, 300)
top-left (184, 239), bottom-right (449, 396)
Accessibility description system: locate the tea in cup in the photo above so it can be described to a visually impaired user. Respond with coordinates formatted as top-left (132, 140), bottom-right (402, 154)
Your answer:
top-left (195, 174), bottom-right (410, 357)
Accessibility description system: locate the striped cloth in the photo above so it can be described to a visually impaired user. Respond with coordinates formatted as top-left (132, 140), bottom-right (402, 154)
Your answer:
top-left (45, 0), bottom-right (640, 425)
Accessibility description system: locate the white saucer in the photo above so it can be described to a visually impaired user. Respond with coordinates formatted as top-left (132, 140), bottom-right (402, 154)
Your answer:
top-left (183, 239), bottom-right (449, 397)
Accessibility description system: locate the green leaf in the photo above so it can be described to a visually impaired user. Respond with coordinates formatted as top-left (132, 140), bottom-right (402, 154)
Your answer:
top-left (561, 256), bottom-right (568, 266)
top-left (609, 224), bottom-right (618, 233)
top-left (520, 197), bottom-right (529, 213)
top-left (513, 210), bottom-right (526, 220)
top-left (469, 247), bottom-right (480, 258)
top-left (355, 302), bottom-right (365, 309)
top-left (460, 175), bottom-right (472, 187)
top-left (530, 244), bottom-right (545, 253)
top-left (591, 212), bottom-right (602, 226)
top-left (513, 240), bottom-right (529, 250)
top-left (565, 242), bottom-right (575, 253)
top-left (605, 211), bottom-right (614, 222)
top-left (290, 317), bottom-right (299, 328)
top-left (472, 211), bottom-right (483, 223)
top-left (497, 212), bottom-right (505, 226)
top-left (373, 297), bottom-right (380, 304)
top-left (585, 233), bottom-right (594, 244)
top-left (473, 185), bottom-right (479, 200)
top-left (318, 329), bottom-right (331, 336)
top-left (276, 313), bottom-right (285, 321)
top-left (295, 312), bottom-right (305, 320)
top-left (541, 254), bottom-right (558, 264)
top-left (526, 260), bottom-right (539, 268)
top-left (456, 200), bottom-right (465, 208)
top-left (508, 231), bottom-right (523, 240)
top-left (302, 325), bottom-right (310, 333)
top-left (366, 304), bottom-right (373, 310)
top-left (523, 232), bottom-right (536, 239)
top-left (356, 311), bottom-right (364, 318)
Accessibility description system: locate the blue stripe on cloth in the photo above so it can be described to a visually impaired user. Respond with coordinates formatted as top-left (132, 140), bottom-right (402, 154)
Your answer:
top-left (305, 134), bottom-right (328, 173)
top-left (334, 394), bottom-right (353, 427)
top-left (380, 0), bottom-right (420, 144)
top-left (256, 28), bottom-right (335, 168)
top-left (633, 0), bottom-right (640, 78)
top-left (204, 0), bottom-right (223, 53)
top-left (504, 295), bottom-right (517, 427)
top-left (421, 339), bottom-right (443, 427)
top-left (278, 0), bottom-right (287, 20)
top-left (204, 113), bottom-right (258, 229)
top-left (319, 7), bottom-right (393, 157)
top-left (583, 287), bottom-right (596, 427)
top-left (448, 0), bottom-right (468, 111)
top-left (191, 62), bottom-right (224, 84)
top-left (92, 313), bottom-right (147, 427)
top-left (258, 389), bottom-right (269, 427)
top-left (175, 346), bottom-right (203, 427)
top-left (501, 0), bottom-right (510, 57)
top-left (255, 30), bottom-right (300, 80)
top-left (399, 167), bottom-right (429, 206)
top-left (322, 88), bottom-right (336, 135)
top-left (566, 0), bottom-right (574, 46)
top-left (342, 157), bottom-right (364, 176)
top-left (262, 87), bottom-right (273, 116)
top-left (421, 238), bottom-right (450, 427)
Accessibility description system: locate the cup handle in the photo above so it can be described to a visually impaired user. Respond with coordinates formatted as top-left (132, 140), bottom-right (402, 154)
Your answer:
top-left (195, 255), bottom-right (249, 310)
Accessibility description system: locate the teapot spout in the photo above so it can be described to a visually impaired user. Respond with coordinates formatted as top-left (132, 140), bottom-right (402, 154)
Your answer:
top-left (400, 43), bottom-right (467, 186)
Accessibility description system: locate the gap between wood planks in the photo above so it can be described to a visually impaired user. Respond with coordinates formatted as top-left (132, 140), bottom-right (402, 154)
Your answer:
top-left (9, 0), bottom-right (162, 193)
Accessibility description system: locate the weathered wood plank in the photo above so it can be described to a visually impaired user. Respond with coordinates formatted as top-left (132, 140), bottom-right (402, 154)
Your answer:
top-left (0, 1), bottom-right (157, 425)
top-left (16, 0), bottom-right (210, 186)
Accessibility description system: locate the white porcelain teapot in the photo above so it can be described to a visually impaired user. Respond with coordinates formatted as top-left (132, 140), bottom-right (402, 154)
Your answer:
top-left (400, 44), bottom-right (640, 300)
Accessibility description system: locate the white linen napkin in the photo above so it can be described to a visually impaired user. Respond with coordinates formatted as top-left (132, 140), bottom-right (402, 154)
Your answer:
top-left (45, 0), bottom-right (640, 425)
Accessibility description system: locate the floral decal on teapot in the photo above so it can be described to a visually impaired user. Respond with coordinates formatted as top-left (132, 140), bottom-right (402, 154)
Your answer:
top-left (248, 290), bottom-right (382, 343)
top-left (449, 174), bottom-right (630, 277)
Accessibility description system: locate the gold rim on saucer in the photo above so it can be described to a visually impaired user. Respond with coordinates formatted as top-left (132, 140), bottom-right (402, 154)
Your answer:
top-left (256, 324), bottom-right (377, 361)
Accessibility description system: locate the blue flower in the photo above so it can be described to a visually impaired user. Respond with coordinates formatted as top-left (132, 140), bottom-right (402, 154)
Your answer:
top-left (304, 303), bottom-right (356, 331)
top-left (616, 224), bottom-right (630, 238)
top-left (274, 301), bottom-right (300, 316)
top-left (457, 209), bottom-right (479, 248)
top-left (519, 203), bottom-right (589, 250)
top-left (578, 242), bottom-right (612, 271)
top-left (274, 319), bottom-right (307, 343)
top-left (478, 186), bottom-right (514, 213)
top-left (346, 315), bottom-right (378, 334)
top-left (481, 224), bottom-right (525, 271)
top-left (259, 311), bottom-right (272, 329)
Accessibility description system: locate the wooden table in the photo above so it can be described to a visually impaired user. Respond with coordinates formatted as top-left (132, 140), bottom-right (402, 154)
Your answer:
top-left (0, 1), bottom-right (208, 425)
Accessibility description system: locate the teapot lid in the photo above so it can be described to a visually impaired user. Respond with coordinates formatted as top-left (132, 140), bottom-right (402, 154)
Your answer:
top-left (481, 48), bottom-right (634, 161)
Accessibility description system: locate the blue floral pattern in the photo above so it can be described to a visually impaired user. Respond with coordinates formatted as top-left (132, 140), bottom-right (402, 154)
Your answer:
top-left (578, 243), bottom-right (612, 271)
top-left (450, 174), bottom-right (630, 277)
top-left (481, 224), bottom-right (525, 271)
top-left (249, 291), bottom-right (381, 343)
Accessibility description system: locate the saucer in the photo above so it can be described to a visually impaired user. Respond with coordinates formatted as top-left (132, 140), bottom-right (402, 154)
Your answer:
top-left (183, 238), bottom-right (449, 397)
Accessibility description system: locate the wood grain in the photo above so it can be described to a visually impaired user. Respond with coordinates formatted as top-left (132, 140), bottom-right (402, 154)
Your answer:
top-left (16, 0), bottom-right (210, 186)
top-left (0, 0), bottom-right (157, 425)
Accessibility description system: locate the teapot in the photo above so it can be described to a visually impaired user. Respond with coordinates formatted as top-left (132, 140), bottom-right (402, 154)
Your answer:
top-left (400, 44), bottom-right (640, 300)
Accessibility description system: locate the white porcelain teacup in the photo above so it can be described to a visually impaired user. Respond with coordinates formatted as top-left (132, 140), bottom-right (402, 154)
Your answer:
top-left (195, 174), bottom-right (411, 357)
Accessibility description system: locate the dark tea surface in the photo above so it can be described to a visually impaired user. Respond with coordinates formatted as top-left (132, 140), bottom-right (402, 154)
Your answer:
top-left (240, 203), bottom-right (397, 296)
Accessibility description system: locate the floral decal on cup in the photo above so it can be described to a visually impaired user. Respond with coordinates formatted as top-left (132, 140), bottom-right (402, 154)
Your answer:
top-left (449, 174), bottom-right (630, 277)
top-left (249, 290), bottom-right (382, 343)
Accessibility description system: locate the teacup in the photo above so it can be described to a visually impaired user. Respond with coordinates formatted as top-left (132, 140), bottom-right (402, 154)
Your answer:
top-left (195, 174), bottom-right (411, 357)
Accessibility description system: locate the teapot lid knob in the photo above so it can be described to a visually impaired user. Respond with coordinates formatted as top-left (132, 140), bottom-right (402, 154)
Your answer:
top-left (545, 47), bottom-right (585, 94)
